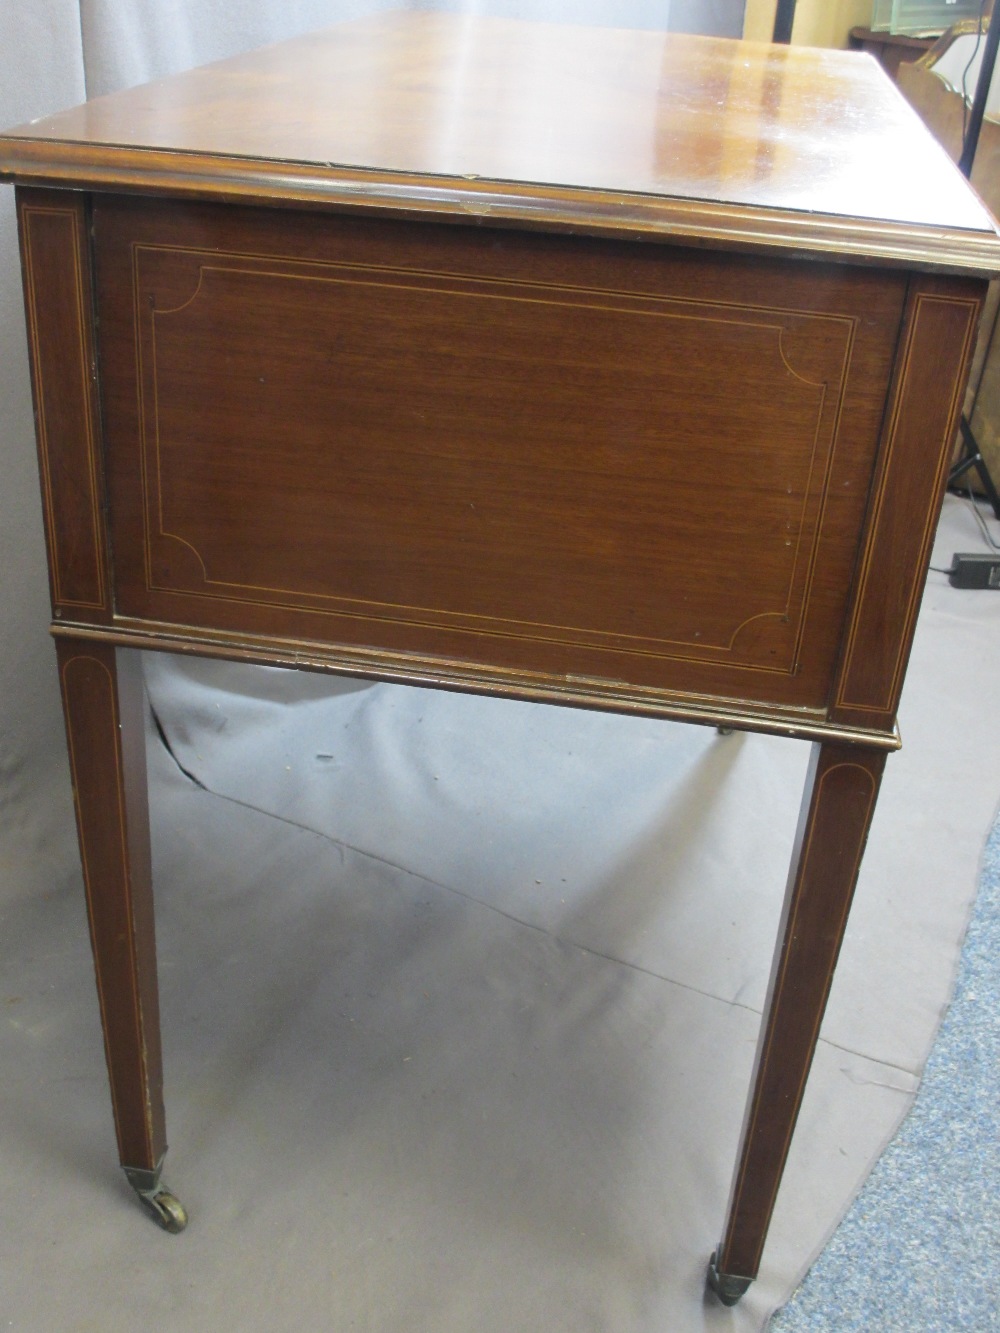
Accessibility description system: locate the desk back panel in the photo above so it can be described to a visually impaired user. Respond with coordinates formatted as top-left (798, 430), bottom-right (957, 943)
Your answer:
top-left (95, 198), bottom-right (908, 713)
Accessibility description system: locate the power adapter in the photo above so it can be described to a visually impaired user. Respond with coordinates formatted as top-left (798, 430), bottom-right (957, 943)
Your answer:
top-left (946, 554), bottom-right (1000, 589)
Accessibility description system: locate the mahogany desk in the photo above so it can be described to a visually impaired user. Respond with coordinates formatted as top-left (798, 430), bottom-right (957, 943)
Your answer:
top-left (3, 12), bottom-right (999, 1305)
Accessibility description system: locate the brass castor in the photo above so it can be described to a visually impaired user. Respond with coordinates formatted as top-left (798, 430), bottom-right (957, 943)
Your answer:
top-left (138, 1187), bottom-right (188, 1233)
top-left (706, 1250), bottom-right (752, 1306)
top-left (123, 1160), bottom-right (188, 1233)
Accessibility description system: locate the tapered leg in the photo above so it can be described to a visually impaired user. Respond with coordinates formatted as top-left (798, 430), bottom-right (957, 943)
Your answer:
top-left (56, 639), bottom-right (186, 1232)
top-left (708, 740), bottom-right (886, 1303)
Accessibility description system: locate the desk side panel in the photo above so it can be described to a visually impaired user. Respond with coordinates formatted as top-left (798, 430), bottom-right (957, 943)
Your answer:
top-left (94, 198), bottom-right (908, 716)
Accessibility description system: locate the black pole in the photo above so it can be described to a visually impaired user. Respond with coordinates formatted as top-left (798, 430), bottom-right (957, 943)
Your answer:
top-left (772, 0), bottom-right (797, 44)
top-left (958, 10), bottom-right (1000, 178)
top-left (954, 10), bottom-right (1000, 523)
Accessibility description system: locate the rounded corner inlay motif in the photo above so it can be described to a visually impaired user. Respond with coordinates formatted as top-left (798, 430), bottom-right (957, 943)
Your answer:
top-left (153, 531), bottom-right (210, 583)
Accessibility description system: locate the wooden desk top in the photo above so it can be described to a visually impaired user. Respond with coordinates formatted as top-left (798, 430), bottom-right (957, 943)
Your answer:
top-left (2, 11), bottom-right (999, 272)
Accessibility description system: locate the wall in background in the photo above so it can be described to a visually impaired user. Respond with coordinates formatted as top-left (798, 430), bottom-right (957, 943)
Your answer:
top-left (744, 0), bottom-right (873, 47)
top-left (410, 1), bottom-right (744, 37)
top-left (792, 0), bottom-right (872, 47)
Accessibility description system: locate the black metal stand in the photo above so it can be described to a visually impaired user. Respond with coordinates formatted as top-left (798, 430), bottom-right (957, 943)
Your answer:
top-left (953, 8), bottom-right (1000, 518)
top-left (958, 5), bottom-right (1000, 178)
top-left (772, 0), bottom-right (796, 44)
top-left (950, 415), bottom-right (1000, 518)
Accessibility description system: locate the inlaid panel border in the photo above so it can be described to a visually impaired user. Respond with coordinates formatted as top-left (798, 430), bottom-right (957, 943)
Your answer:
top-left (58, 651), bottom-right (139, 1159)
top-left (834, 287), bottom-right (980, 720)
top-left (131, 242), bottom-right (858, 677)
top-left (726, 753), bottom-right (880, 1275)
top-left (19, 193), bottom-right (109, 616)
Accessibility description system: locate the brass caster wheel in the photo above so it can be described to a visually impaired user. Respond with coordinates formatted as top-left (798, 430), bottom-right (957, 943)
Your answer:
top-left (123, 1158), bottom-right (188, 1233)
top-left (139, 1187), bottom-right (188, 1234)
top-left (706, 1250), bottom-right (752, 1306)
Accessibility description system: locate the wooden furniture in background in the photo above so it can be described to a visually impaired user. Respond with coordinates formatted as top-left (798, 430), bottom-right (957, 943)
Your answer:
top-left (898, 21), bottom-right (1000, 495)
top-left (849, 25), bottom-right (936, 80)
top-left (2, 12), bottom-right (998, 1306)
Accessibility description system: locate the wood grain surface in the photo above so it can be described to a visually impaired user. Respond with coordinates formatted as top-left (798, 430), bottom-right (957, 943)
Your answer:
top-left (94, 197), bottom-right (910, 717)
top-left (3, 13), bottom-right (999, 271)
top-left (717, 740), bottom-right (887, 1282)
top-left (56, 641), bottom-right (165, 1174)
top-left (17, 189), bottom-right (110, 621)
top-left (832, 276), bottom-right (981, 732)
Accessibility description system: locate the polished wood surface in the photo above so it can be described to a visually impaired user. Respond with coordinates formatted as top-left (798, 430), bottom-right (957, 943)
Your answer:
top-left (3, 13), bottom-right (1000, 271)
top-left (17, 191), bottom-right (110, 623)
top-left (831, 274), bottom-right (980, 733)
top-left (718, 740), bottom-right (887, 1279)
top-left (56, 641), bottom-right (164, 1173)
top-left (93, 196), bottom-right (909, 723)
top-left (4, 15), bottom-right (997, 1303)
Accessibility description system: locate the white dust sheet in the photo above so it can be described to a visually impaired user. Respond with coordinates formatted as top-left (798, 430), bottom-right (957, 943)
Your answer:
top-left (2, 498), bottom-right (998, 1331)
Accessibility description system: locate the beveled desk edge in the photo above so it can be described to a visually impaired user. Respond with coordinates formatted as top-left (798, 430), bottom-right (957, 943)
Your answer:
top-left (52, 620), bottom-right (903, 752)
top-left (3, 139), bottom-right (1000, 276)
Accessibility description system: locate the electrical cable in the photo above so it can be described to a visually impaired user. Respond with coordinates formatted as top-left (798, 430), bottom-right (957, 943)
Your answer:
top-left (930, 486), bottom-right (999, 578)
top-left (964, 485), bottom-right (1000, 549)
top-left (962, 0), bottom-right (989, 143)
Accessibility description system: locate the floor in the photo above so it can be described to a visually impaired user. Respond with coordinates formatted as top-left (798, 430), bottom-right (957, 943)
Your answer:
top-left (2, 494), bottom-right (997, 1332)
